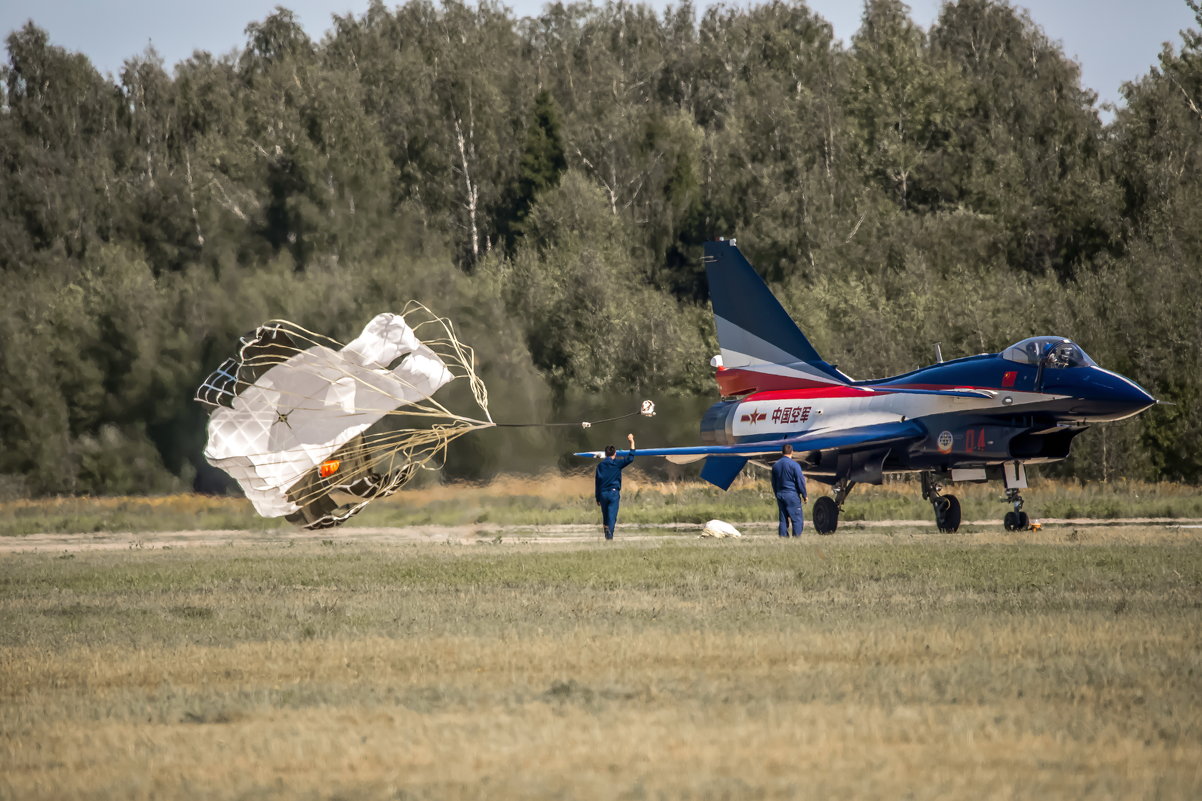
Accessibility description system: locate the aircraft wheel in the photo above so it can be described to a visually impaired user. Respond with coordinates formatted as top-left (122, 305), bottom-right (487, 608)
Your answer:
top-left (812, 496), bottom-right (839, 535)
top-left (936, 494), bottom-right (962, 533)
top-left (1004, 511), bottom-right (1019, 531)
top-left (1017, 511), bottom-right (1030, 531)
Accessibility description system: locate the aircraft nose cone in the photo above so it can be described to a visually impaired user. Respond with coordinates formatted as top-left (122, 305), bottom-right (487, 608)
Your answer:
top-left (1113, 373), bottom-right (1156, 407)
top-left (1048, 368), bottom-right (1156, 422)
top-left (1093, 370), bottom-right (1157, 421)
top-left (1131, 383), bottom-right (1157, 409)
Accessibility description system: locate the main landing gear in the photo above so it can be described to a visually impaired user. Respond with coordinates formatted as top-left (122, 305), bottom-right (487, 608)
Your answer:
top-left (921, 472), bottom-right (961, 533)
top-left (814, 474), bottom-right (961, 534)
top-left (811, 461), bottom-right (1034, 534)
top-left (812, 478), bottom-right (855, 535)
top-left (1002, 461), bottom-right (1032, 531)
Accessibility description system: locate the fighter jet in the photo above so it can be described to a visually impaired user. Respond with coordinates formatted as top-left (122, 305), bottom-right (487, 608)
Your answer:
top-left (579, 239), bottom-right (1157, 533)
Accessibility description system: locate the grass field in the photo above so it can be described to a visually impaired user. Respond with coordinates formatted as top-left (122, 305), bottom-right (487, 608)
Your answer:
top-left (2, 528), bottom-right (1201, 799)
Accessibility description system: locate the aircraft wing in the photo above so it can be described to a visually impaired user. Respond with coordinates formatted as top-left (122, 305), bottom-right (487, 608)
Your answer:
top-left (575, 420), bottom-right (926, 462)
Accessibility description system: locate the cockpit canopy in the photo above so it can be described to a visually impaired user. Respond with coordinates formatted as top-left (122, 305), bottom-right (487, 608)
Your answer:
top-left (1001, 336), bottom-right (1096, 368)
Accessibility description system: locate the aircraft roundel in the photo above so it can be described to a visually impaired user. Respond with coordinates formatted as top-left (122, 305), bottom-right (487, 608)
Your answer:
top-left (937, 430), bottom-right (954, 454)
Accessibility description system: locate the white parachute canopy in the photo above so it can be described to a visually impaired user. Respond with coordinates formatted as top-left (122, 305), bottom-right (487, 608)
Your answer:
top-left (196, 305), bottom-right (492, 528)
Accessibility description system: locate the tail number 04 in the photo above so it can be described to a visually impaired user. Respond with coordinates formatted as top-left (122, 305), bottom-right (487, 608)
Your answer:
top-left (964, 428), bottom-right (988, 452)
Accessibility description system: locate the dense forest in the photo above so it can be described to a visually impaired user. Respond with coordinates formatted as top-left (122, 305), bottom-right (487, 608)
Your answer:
top-left (1, 0), bottom-right (1200, 498)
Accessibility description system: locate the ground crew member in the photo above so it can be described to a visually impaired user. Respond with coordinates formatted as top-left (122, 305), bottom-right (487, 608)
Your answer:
top-left (771, 444), bottom-right (807, 537)
top-left (595, 433), bottom-right (636, 540)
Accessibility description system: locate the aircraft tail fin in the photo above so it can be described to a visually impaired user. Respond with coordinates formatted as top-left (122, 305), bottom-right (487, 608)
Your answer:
top-left (704, 240), bottom-right (848, 393)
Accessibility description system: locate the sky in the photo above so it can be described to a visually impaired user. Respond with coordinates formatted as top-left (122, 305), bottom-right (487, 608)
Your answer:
top-left (1, 0), bottom-right (1197, 117)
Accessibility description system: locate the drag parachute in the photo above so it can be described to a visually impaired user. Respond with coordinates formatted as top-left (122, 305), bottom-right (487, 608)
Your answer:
top-left (195, 305), bottom-right (491, 529)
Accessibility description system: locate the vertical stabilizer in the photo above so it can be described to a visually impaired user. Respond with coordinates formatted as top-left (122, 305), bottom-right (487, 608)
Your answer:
top-left (705, 240), bottom-right (848, 391)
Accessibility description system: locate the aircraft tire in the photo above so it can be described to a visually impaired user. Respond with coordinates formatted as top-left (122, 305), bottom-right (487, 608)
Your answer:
top-left (812, 496), bottom-right (839, 535)
top-left (1017, 511), bottom-right (1030, 531)
top-left (936, 494), bottom-right (961, 533)
top-left (1004, 511), bottom-right (1019, 531)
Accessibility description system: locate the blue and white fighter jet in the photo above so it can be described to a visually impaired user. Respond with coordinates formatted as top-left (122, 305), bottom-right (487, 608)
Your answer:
top-left (579, 239), bottom-right (1157, 533)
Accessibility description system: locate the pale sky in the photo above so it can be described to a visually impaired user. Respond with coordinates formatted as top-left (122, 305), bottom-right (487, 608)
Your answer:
top-left (1, 0), bottom-right (1197, 117)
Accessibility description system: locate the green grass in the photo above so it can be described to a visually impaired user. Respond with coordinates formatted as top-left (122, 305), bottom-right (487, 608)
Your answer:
top-left (2, 538), bottom-right (1201, 799)
top-left (3, 541), bottom-right (1200, 648)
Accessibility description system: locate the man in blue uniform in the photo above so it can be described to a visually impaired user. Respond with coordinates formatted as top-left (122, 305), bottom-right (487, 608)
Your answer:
top-left (595, 433), bottom-right (636, 540)
top-left (771, 444), bottom-right (808, 537)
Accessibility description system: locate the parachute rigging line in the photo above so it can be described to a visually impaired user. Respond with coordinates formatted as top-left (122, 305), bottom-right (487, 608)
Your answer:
top-left (492, 400), bottom-right (656, 430)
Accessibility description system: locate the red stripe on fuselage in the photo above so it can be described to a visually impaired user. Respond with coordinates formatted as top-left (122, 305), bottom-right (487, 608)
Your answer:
top-left (717, 369), bottom-right (1008, 399)
top-left (742, 382), bottom-right (1009, 402)
top-left (715, 367), bottom-right (843, 395)
top-left (744, 386), bottom-right (879, 401)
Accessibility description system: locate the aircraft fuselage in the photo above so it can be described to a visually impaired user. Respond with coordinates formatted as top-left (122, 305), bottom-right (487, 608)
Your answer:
top-left (703, 349), bottom-right (1155, 479)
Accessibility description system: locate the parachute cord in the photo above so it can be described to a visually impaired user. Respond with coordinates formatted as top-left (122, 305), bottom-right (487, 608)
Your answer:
top-left (492, 400), bottom-right (655, 430)
top-left (491, 411), bottom-right (638, 428)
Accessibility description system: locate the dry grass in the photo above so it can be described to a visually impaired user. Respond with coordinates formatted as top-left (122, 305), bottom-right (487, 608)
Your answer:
top-left (2, 537), bottom-right (1201, 799)
top-left (4, 474), bottom-right (1202, 536)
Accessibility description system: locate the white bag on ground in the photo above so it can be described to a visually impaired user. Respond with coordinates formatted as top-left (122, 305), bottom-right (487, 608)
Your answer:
top-left (700, 519), bottom-right (742, 538)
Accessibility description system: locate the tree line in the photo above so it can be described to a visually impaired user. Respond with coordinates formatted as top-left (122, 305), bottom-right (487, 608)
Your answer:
top-left (1, 0), bottom-right (1200, 497)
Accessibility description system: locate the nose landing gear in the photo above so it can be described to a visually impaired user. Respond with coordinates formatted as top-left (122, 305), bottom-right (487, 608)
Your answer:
top-left (1003, 488), bottom-right (1031, 531)
top-left (1001, 461), bottom-right (1032, 531)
